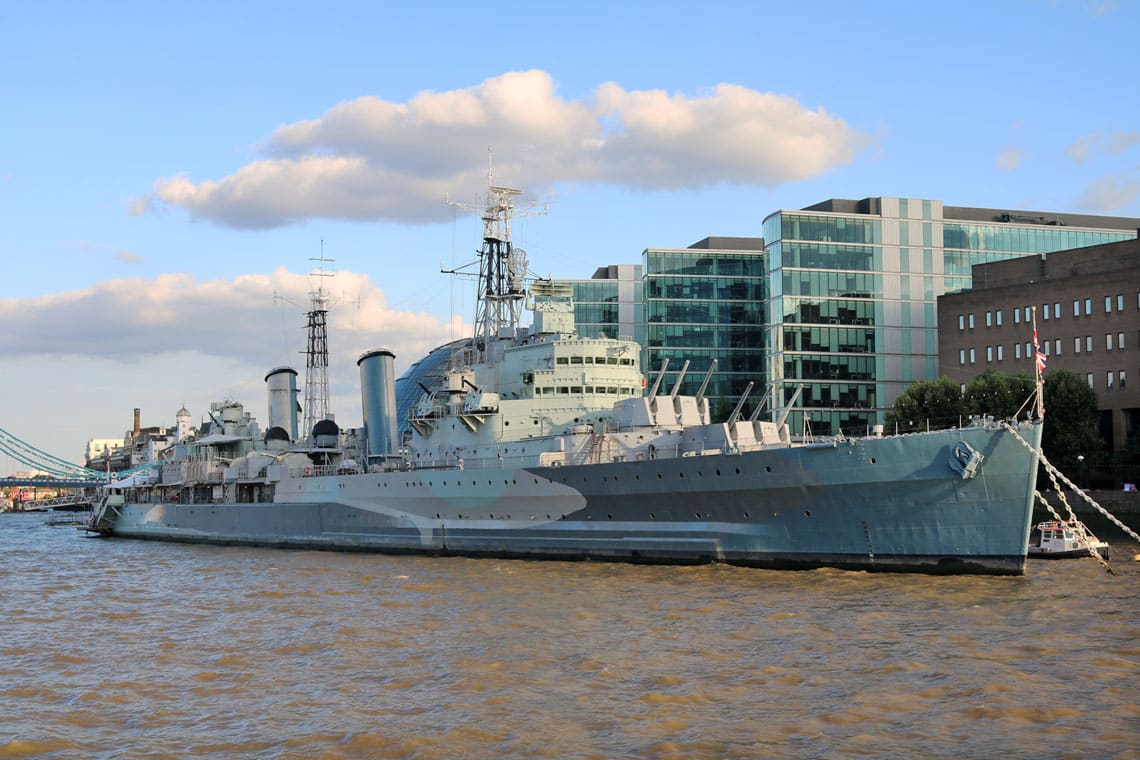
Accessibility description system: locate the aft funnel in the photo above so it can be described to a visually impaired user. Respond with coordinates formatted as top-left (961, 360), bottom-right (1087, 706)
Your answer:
top-left (357, 349), bottom-right (398, 462)
top-left (264, 366), bottom-right (299, 442)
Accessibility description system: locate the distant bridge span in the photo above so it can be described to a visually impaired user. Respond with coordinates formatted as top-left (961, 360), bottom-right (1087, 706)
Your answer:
top-left (1, 425), bottom-right (143, 486)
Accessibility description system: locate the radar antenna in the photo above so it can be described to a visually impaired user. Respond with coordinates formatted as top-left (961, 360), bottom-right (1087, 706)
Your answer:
top-left (446, 148), bottom-right (546, 346)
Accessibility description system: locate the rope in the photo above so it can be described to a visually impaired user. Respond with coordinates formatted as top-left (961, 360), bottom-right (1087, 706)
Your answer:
top-left (1002, 422), bottom-right (1140, 574)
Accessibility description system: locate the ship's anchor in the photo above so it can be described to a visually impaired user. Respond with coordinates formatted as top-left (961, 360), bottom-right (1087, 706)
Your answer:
top-left (948, 441), bottom-right (984, 479)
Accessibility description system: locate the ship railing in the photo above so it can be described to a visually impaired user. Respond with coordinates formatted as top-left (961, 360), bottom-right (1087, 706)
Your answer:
top-left (290, 464), bottom-right (364, 478)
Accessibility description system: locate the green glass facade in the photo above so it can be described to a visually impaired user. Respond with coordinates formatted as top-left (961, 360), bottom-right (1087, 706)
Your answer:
top-left (642, 242), bottom-right (767, 420)
top-left (563, 264), bottom-right (644, 343)
top-left (763, 198), bottom-right (1138, 436)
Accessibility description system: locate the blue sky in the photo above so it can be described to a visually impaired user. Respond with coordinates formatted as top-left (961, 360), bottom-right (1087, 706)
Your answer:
top-left (1, 0), bottom-right (1137, 466)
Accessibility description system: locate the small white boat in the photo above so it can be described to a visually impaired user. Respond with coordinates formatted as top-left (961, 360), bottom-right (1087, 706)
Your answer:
top-left (1028, 520), bottom-right (1110, 559)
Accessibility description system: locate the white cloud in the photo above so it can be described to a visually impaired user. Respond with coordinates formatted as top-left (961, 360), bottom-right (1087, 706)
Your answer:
top-left (0, 270), bottom-right (468, 462)
top-left (78, 240), bottom-right (145, 264)
top-left (996, 147), bottom-right (1026, 170)
top-left (0, 268), bottom-right (463, 372)
top-left (1074, 170), bottom-right (1140, 212)
top-left (1064, 134), bottom-right (1096, 163)
top-left (1065, 130), bottom-right (1140, 163)
top-left (132, 70), bottom-right (870, 229)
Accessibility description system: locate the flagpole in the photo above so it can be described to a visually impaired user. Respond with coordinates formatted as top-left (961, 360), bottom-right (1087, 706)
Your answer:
top-left (1031, 306), bottom-right (1045, 420)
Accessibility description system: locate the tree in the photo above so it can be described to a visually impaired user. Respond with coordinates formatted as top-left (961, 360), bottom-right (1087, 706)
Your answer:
top-left (964, 370), bottom-right (1037, 422)
top-left (1041, 370), bottom-right (1105, 475)
top-left (885, 377), bottom-right (965, 433)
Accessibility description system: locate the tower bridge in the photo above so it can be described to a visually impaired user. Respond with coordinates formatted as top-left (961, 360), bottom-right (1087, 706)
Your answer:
top-left (0, 426), bottom-right (134, 512)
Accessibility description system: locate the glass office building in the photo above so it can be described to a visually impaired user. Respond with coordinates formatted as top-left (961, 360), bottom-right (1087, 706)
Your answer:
top-left (564, 265), bottom-right (644, 344)
top-left (642, 237), bottom-right (767, 420)
top-left (762, 198), bottom-right (1138, 436)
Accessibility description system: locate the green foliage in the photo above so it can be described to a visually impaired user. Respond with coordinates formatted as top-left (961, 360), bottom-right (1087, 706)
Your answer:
top-left (964, 370), bottom-right (1036, 422)
top-left (1041, 370), bottom-right (1105, 473)
top-left (885, 377), bottom-right (965, 433)
top-left (887, 371), bottom-right (1041, 434)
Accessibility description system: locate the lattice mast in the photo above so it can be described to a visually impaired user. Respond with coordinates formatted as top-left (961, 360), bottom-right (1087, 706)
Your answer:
top-left (302, 254), bottom-right (333, 439)
top-left (474, 180), bottom-right (529, 343)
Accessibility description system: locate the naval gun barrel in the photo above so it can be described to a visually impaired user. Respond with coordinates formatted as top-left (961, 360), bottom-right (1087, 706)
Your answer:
top-left (727, 381), bottom-right (754, 426)
top-left (668, 360), bottom-right (690, 398)
top-left (695, 359), bottom-right (717, 405)
top-left (646, 358), bottom-right (669, 404)
top-left (749, 385), bottom-right (774, 422)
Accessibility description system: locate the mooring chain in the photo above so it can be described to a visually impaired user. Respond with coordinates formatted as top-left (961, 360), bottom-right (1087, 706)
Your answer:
top-left (1003, 423), bottom-right (1140, 543)
top-left (1032, 490), bottom-right (1113, 573)
top-left (1001, 423), bottom-right (1131, 574)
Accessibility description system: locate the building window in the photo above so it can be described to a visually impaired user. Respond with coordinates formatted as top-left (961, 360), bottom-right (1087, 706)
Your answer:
top-left (1118, 294), bottom-right (1125, 312)
top-left (1074, 299), bottom-right (1081, 317)
top-left (1024, 306), bottom-right (1031, 323)
top-left (1087, 336), bottom-right (1094, 352)
top-left (1118, 332), bottom-right (1125, 350)
top-left (1015, 309), bottom-right (1021, 324)
top-left (997, 345), bottom-right (1004, 361)
top-left (1106, 296), bottom-right (1113, 314)
top-left (1043, 304), bottom-right (1051, 320)
top-left (996, 309), bottom-right (1003, 326)
top-left (1121, 371), bottom-right (1127, 389)
top-left (1015, 343), bottom-right (1022, 359)
top-left (958, 314), bottom-right (965, 330)
top-left (1053, 339), bottom-right (1061, 357)
top-left (969, 348), bottom-right (976, 365)
top-left (1087, 373), bottom-right (1094, 388)
top-left (1107, 334), bottom-right (1113, 352)
top-left (986, 311), bottom-right (992, 327)
top-left (958, 348), bottom-right (966, 365)
top-left (987, 346), bottom-right (993, 363)
top-left (968, 313), bottom-right (975, 329)
top-left (1085, 298), bottom-right (1093, 316)
top-left (1107, 371), bottom-right (1114, 389)
top-left (1043, 341), bottom-right (1050, 356)
top-left (1074, 337), bottom-right (1081, 354)
top-left (1055, 303), bottom-right (1061, 320)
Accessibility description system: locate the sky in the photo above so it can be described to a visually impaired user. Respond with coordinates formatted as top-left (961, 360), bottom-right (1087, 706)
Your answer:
top-left (1, 0), bottom-right (1137, 468)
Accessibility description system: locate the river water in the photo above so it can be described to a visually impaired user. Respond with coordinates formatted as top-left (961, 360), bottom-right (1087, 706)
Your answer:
top-left (2, 512), bottom-right (1138, 760)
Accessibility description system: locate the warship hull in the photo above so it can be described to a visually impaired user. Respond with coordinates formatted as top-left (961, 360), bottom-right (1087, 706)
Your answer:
top-left (101, 422), bottom-right (1042, 575)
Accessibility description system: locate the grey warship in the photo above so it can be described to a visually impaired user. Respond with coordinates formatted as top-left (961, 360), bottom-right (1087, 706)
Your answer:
top-left (89, 184), bottom-right (1044, 575)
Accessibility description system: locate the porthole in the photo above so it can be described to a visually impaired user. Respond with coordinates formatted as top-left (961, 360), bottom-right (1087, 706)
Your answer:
top-left (735, 468), bottom-right (741, 475)
top-left (657, 473), bottom-right (662, 479)
top-left (870, 458), bottom-right (877, 464)
top-left (804, 510), bottom-right (812, 517)
top-left (715, 469), bottom-right (721, 476)
top-left (679, 472), bottom-right (685, 478)
top-left (744, 511), bottom-right (750, 518)
top-left (650, 513), bottom-right (656, 519)
top-left (607, 514), bottom-right (613, 519)
top-left (765, 466), bottom-right (771, 473)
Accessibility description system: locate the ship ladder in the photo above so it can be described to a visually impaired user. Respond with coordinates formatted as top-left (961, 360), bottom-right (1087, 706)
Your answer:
top-left (86, 493), bottom-right (125, 536)
top-left (587, 432), bottom-right (606, 465)
top-left (1003, 423), bottom-right (1140, 574)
